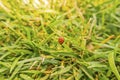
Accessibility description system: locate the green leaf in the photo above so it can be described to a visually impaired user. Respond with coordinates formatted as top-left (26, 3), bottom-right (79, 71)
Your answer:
top-left (0, 52), bottom-right (11, 60)
top-left (51, 65), bottom-right (72, 76)
top-left (21, 70), bottom-right (42, 74)
top-left (10, 56), bottom-right (21, 73)
top-left (0, 67), bottom-right (8, 73)
top-left (9, 63), bottom-right (24, 80)
top-left (108, 52), bottom-right (120, 80)
top-left (88, 62), bottom-right (107, 68)
top-left (80, 66), bottom-right (94, 80)
top-left (20, 74), bottom-right (34, 80)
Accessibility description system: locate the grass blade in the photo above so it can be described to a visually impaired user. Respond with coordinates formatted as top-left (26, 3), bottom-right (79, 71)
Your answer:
top-left (20, 74), bottom-right (34, 80)
top-left (9, 63), bottom-right (23, 80)
top-left (51, 65), bottom-right (72, 76)
top-left (108, 52), bottom-right (120, 80)
top-left (10, 56), bottom-right (21, 73)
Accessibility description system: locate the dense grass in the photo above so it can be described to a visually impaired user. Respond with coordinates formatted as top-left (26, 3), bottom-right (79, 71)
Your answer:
top-left (0, 0), bottom-right (120, 80)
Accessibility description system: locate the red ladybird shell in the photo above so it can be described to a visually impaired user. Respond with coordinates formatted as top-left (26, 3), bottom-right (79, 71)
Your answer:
top-left (58, 37), bottom-right (64, 45)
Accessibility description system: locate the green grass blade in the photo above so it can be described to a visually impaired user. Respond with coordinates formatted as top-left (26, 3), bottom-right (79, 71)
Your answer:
top-left (20, 74), bottom-right (34, 80)
top-left (108, 52), bottom-right (120, 80)
top-left (9, 63), bottom-right (24, 80)
top-left (51, 65), bottom-right (72, 76)
top-left (80, 66), bottom-right (94, 80)
top-left (10, 56), bottom-right (21, 73)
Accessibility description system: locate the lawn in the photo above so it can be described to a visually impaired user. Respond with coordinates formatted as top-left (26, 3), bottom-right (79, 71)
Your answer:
top-left (0, 0), bottom-right (120, 80)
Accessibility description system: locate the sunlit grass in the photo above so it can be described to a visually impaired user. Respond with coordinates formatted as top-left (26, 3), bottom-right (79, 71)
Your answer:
top-left (0, 0), bottom-right (120, 80)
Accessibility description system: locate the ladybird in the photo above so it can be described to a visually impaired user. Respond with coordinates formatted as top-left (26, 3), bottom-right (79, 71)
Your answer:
top-left (58, 37), bottom-right (64, 45)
